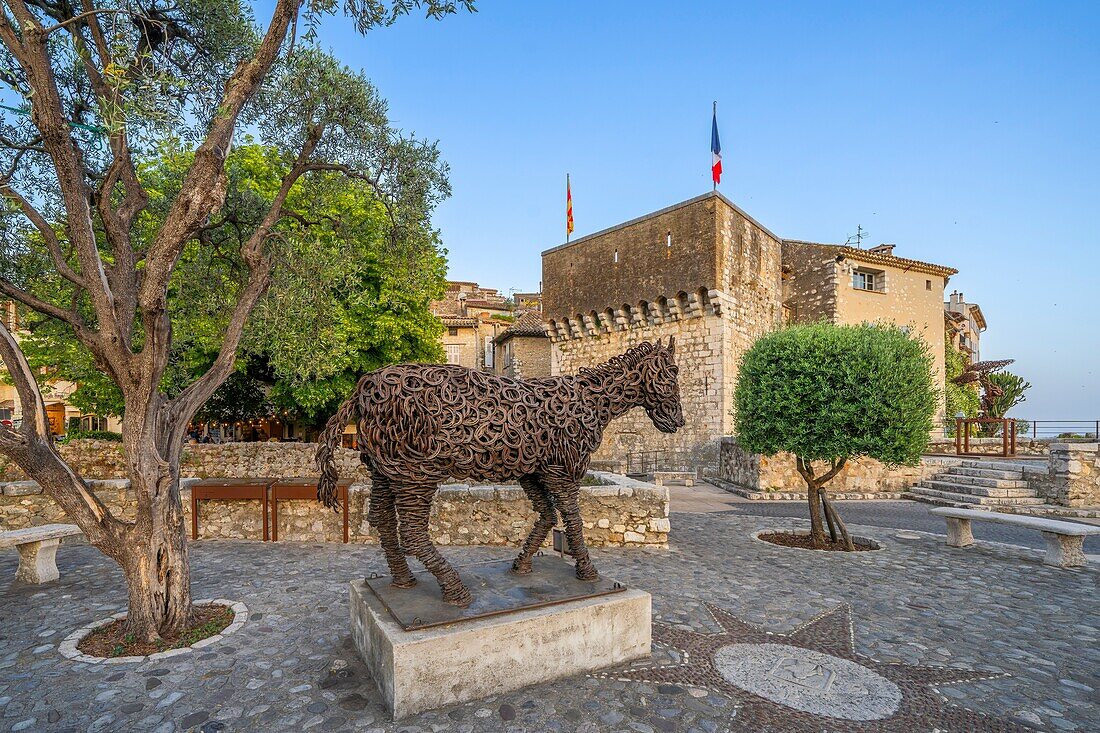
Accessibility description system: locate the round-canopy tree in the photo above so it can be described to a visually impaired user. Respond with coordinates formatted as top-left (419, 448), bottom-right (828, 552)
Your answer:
top-left (734, 322), bottom-right (937, 550)
top-left (0, 0), bottom-right (472, 643)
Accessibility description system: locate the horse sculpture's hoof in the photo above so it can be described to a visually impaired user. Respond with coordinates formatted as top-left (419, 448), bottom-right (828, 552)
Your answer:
top-left (510, 559), bottom-right (533, 575)
top-left (443, 586), bottom-right (474, 608)
top-left (391, 576), bottom-right (417, 589)
top-left (575, 563), bottom-right (599, 582)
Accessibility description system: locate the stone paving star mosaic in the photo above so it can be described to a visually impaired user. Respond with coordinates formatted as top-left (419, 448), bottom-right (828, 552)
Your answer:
top-left (598, 603), bottom-right (1036, 733)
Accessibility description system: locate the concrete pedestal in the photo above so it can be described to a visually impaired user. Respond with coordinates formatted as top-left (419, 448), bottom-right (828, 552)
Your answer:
top-left (349, 575), bottom-right (651, 719)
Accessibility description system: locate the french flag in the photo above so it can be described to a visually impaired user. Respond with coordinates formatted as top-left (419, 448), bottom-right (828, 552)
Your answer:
top-left (711, 103), bottom-right (722, 186)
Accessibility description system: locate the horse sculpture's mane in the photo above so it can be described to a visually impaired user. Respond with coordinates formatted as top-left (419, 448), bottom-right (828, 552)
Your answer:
top-left (578, 342), bottom-right (656, 381)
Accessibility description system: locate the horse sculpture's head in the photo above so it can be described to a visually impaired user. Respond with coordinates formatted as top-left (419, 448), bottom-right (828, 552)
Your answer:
top-left (639, 338), bottom-right (685, 433)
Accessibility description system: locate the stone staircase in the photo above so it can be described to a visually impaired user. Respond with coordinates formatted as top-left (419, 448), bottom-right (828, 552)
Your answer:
top-left (904, 460), bottom-right (1043, 509)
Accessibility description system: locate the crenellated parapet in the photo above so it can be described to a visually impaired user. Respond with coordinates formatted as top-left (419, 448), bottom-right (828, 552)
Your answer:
top-left (547, 287), bottom-right (728, 343)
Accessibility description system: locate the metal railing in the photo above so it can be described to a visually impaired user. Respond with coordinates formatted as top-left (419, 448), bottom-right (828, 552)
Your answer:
top-left (623, 448), bottom-right (718, 477)
top-left (955, 418), bottom-right (1017, 457)
top-left (941, 419), bottom-right (1099, 442)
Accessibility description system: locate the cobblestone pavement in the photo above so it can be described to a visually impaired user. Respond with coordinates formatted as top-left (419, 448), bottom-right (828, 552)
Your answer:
top-left (717, 500), bottom-right (1100, 553)
top-left (665, 482), bottom-right (743, 513)
top-left (1, 513), bottom-right (1097, 733)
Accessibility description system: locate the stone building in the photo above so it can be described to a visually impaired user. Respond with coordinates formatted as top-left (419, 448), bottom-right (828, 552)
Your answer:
top-left (493, 312), bottom-right (551, 379)
top-left (512, 292), bottom-right (543, 315)
top-left (0, 301), bottom-right (121, 436)
top-left (541, 191), bottom-right (784, 464)
top-left (431, 281), bottom-right (513, 370)
top-left (542, 192), bottom-right (969, 464)
top-left (944, 290), bottom-right (986, 363)
top-left (781, 240), bottom-right (958, 420)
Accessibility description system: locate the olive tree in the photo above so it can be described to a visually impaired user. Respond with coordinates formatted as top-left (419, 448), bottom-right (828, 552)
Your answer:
top-left (734, 322), bottom-right (937, 550)
top-left (0, 0), bottom-right (471, 642)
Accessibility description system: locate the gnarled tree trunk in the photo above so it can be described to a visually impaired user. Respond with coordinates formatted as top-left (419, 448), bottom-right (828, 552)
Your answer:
top-left (795, 456), bottom-right (851, 550)
top-left (119, 471), bottom-right (194, 641)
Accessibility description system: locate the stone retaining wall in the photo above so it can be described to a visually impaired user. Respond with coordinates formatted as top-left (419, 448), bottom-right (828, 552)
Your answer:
top-left (0, 472), bottom-right (669, 548)
top-left (925, 437), bottom-right (1049, 456)
top-left (717, 437), bottom-right (960, 497)
top-left (0, 440), bottom-right (370, 482)
top-left (1028, 443), bottom-right (1100, 508)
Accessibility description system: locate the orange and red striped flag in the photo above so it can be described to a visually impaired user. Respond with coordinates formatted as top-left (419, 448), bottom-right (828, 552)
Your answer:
top-left (566, 174), bottom-right (574, 239)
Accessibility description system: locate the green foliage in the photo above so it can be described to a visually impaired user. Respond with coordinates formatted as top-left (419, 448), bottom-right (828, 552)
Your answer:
top-left (943, 329), bottom-right (979, 422)
top-left (0, 0), bottom-right (463, 425)
top-left (734, 322), bottom-right (937, 467)
top-left (16, 141), bottom-right (447, 423)
top-left (59, 430), bottom-right (123, 443)
top-left (985, 371), bottom-right (1031, 419)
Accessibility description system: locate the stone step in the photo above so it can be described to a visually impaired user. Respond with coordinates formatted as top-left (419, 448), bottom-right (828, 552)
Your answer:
top-left (919, 480), bottom-right (1038, 498)
top-left (903, 491), bottom-right (996, 510)
top-left (946, 466), bottom-right (1027, 482)
top-left (960, 460), bottom-right (1035, 474)
top-left (936, 472), bottom-right (1029, 489)
top-left (907, 486), bottom-right (1045, 506)
top-left (905, 493), bottom-right (1100, 519)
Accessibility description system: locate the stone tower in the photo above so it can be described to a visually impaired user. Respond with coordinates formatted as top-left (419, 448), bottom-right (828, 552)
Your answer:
top-left (541, 191), bottom-right (784, 466)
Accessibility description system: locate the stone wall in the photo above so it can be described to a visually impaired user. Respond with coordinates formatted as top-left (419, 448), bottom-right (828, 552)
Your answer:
top-left (1029, 443), bottom-right (1100, 508)
top-left (497, 334), bottom-right (552, 379)
top-left (440, 321), bottom-right (484, 370)
top-left (542, 193), bottom-right (720, 319)
top-left (925, 437), bottom-right (1050, 457)
top-left (0, 440), bottom-right (371, 482)
top-left (0, 472), bottom-right (670, 548)
top-left (780, 241), bottom-right (838, 323)
top-left (552, 310), bottom-right (728, 465)
top-left (716, 437), bottom-right (959, 498)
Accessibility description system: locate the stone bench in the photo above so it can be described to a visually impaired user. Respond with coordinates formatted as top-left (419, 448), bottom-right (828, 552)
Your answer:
top-left (0, 524), bottom-right (84, 583)
top-left (929, 507), bottom-right (1100, 568)
top-left (652, 471), bottom-right (695, 487)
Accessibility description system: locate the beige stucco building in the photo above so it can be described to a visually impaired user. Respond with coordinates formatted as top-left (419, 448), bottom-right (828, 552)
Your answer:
top-left (782, 241), bottom-right (958, 421)
top-left (0, 301), bottom-right (121, 436)
top-left (944, 290), bottom-right (986, 363)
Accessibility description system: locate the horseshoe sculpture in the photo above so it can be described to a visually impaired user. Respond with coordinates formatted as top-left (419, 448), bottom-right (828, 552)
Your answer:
top-left (316, 340), bottom-right (685, 607)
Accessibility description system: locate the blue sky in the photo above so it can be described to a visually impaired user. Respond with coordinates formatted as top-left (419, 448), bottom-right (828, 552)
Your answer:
top-left (314, 1), bottom-right (1098, 421)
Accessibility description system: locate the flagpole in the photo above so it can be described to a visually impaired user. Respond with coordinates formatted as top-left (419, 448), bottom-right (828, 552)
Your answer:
top-left (712, 101), bottom-right (717, 192)
top-left (566, 173), bottom-right (570, 243)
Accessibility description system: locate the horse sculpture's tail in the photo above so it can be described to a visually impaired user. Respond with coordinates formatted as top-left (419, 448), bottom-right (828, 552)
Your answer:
top-left (316, 391), bottom-right (360, 512)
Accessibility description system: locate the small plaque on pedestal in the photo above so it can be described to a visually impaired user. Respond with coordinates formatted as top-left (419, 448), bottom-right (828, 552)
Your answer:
top-left (349, 556), bottom-right (651, 720)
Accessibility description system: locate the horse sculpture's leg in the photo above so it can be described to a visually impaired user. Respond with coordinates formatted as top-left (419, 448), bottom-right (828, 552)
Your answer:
top-left (368, 472), bottom-right (416, 588)
top-left (511, 475), bottom-right (557, 575)
top-left (395, 484), bottom-right (474, 607)
top-left (545, 468), bottom-right (599, 581)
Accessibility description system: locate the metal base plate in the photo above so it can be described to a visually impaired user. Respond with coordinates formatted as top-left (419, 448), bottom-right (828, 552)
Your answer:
top-left (364, 556), bottom-right (627, 631)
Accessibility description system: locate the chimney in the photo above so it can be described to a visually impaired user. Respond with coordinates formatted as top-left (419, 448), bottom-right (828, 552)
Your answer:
top-left (869, 243), bottom-right (896, 256)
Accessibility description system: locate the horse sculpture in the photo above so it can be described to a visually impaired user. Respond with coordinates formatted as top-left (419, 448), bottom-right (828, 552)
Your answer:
top-left (315, 339), bottom-right (684, 607)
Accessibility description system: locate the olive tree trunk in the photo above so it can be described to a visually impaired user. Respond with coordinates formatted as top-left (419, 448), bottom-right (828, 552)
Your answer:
top-left (0, 0), bottom-right (306, 643)
top-left (118, 453), bottom-right (194, 640)
top-left (795, 456), bottom-right (852, 550)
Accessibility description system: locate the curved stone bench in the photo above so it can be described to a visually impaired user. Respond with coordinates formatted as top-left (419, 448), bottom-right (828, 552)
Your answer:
top-left (0, 524), bottom-right (83, 583)
top-left (929, 507), bottom-right (1099, 568)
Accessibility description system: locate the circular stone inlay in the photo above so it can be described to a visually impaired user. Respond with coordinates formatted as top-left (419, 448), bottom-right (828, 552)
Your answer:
top-left (713, 643), bottom-right (902, 721)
